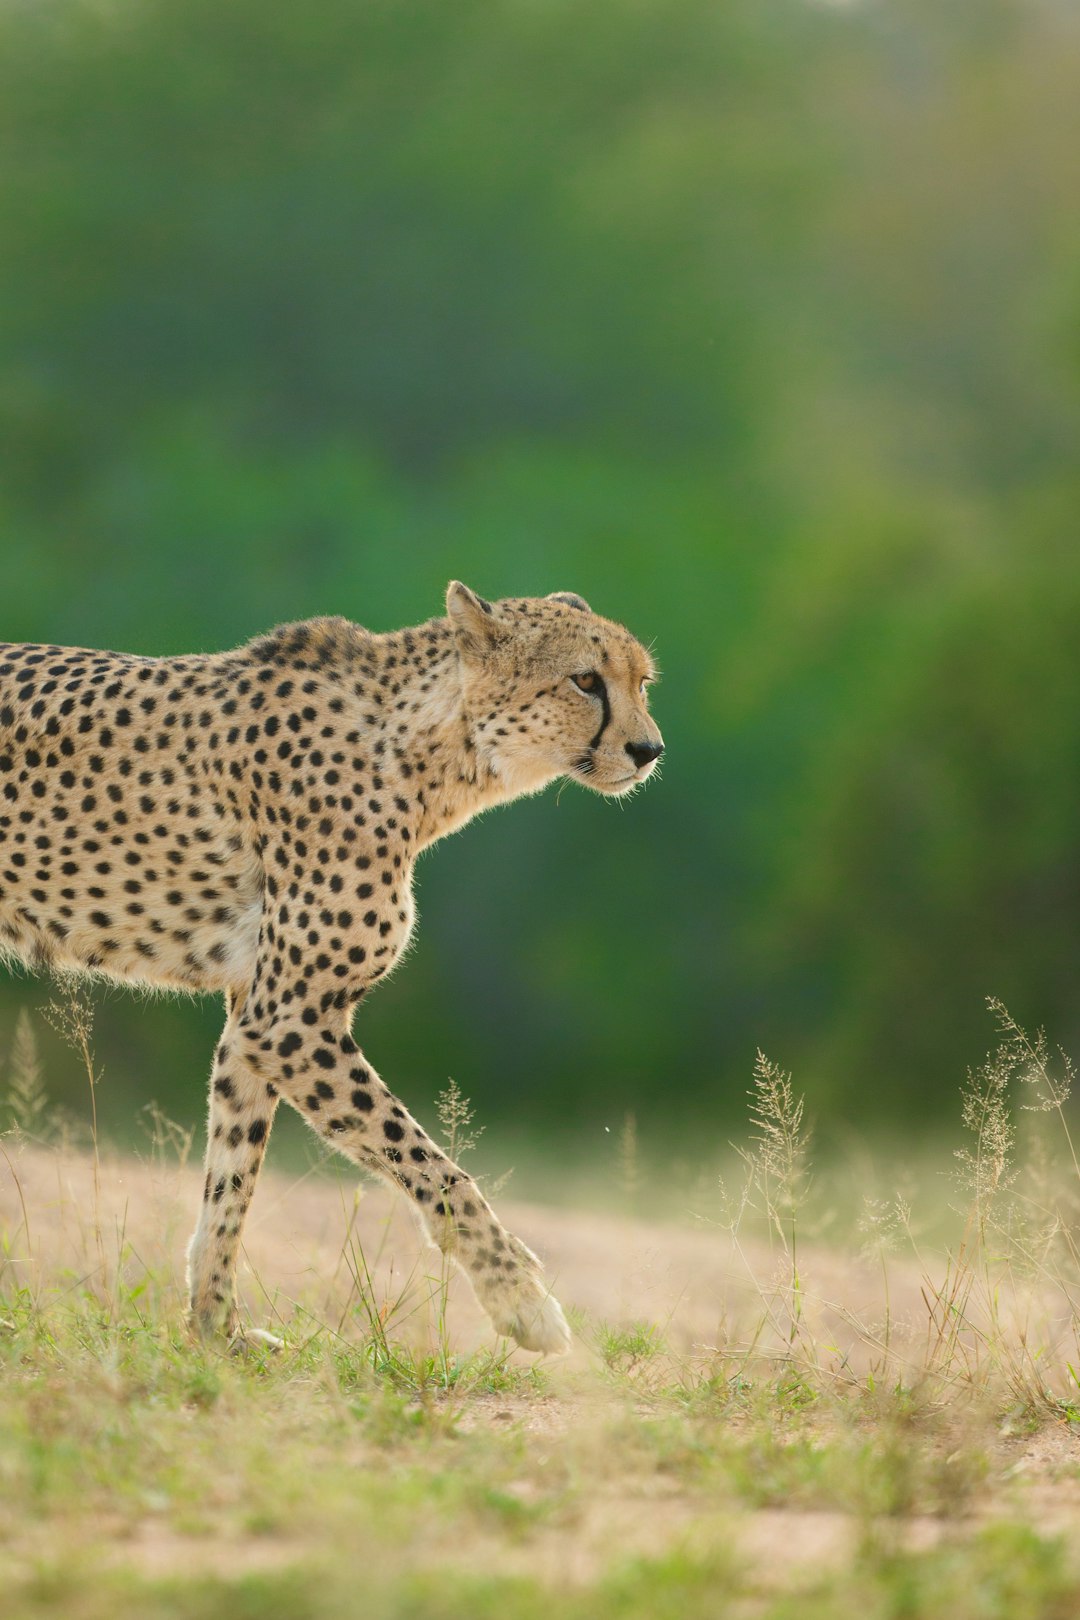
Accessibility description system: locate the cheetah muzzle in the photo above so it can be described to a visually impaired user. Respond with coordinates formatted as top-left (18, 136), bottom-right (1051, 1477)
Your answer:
top-left (0, 582), bottom-right (663, 1355)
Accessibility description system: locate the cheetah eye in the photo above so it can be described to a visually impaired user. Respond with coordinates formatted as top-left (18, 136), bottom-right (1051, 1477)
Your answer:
top-left (571, 671), bottom-right (599, 694)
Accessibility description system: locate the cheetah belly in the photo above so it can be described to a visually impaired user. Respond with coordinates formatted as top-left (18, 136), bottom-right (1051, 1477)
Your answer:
top-left (0, 797), bottom-right (263, 995)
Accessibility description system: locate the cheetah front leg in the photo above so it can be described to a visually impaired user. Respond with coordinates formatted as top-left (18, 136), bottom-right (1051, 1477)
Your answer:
top-left (186, 1003), bottom-right (280, 1346)
top-left (341, 1078), bottom-right (571, 1354)
top-left (374, 1110), bottom-right (573, 1356)
top-left (232, 995), bottom-right (570, 1354)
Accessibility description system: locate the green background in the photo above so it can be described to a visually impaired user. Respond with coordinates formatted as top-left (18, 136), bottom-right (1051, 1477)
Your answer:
top-left (2, 0), bottom-right (1079, 1158)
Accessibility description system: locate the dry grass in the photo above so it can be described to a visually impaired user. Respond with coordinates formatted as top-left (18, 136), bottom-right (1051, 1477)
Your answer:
top-left (2, 997), bottom-right (1080, 1617)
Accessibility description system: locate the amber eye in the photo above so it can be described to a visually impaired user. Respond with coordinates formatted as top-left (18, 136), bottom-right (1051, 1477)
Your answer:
top-left (572, 671), bottom-right (599, 693)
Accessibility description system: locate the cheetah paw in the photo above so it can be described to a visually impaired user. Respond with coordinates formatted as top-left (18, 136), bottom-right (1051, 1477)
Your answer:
top-left (229, 1327), bottom-right (285, 1356)
top-left (491, 1285), bottom-right (572, 1356)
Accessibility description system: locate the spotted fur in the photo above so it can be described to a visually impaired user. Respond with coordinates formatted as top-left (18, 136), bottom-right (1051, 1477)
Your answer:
top-left (0, 583), bottom-right (663, 1352)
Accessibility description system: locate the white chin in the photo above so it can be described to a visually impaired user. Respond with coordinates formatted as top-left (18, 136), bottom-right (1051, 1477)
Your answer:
top-left (583, 772), bottom-right (640, 796)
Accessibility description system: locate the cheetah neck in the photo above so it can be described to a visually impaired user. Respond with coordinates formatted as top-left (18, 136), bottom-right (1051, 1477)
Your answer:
top-left (363, 624), bottom-right (521, 852)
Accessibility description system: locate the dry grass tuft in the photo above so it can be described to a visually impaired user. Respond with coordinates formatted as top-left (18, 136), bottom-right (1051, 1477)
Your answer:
top-left (3, 994), bottom-right (1080, 1616)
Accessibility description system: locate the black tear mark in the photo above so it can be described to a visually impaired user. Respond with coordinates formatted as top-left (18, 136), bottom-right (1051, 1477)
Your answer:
top-left (586, 675), bottom-right (611, 753)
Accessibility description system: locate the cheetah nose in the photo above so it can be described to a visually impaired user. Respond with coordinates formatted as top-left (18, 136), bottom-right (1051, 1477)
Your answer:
top-left (625, 740), bottom-right (664, 770)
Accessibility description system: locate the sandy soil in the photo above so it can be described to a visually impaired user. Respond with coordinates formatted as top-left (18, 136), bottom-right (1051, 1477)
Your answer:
top-left (3, 1138), bottom-right (1080, 1593)
top-left (0, 1135), bottom-right (929, 1368)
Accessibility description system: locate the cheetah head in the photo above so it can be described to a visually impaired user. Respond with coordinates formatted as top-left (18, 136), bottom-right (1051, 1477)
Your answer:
top-left (446, 581), bottom-right (664, 799)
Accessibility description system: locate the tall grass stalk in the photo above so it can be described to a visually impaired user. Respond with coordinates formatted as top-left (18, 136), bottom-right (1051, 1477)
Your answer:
top-left (42, 978), bottom-right (110, 1301)
top-left (4, 1008), bottom-right (49, 1139)
top-left (698, 1008), bottom-right (1080, 1417)
top-left (719, 1051), bottom-right (813, 1364)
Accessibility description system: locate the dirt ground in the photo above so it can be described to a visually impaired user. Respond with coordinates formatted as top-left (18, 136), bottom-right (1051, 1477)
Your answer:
top-left (3, 1138), bottom-right (1080, 1597)
top-left (0, 1135), bottom-right (946, 1362)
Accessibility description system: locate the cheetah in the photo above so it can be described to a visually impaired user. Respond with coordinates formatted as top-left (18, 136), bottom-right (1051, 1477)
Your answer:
top-left (0, 584), bottom-right (663, 1353)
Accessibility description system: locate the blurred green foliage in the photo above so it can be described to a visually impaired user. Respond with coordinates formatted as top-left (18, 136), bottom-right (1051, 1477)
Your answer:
top-left (1, 0), bottom-right (1079, 1148)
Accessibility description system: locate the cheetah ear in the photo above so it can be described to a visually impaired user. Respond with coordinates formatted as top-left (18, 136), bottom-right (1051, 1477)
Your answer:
top-left (547, 591), bottom-right (592, 614)
top-left (446, 581), bottom-right (503, 658)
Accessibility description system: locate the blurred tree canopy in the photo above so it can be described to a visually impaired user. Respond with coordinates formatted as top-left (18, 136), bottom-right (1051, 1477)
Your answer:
top-left (1, 0), bottom-right (1079, 1150)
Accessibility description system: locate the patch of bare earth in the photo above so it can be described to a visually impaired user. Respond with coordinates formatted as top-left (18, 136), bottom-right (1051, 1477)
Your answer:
top-left (2, 1139), bottom-right (1080, 1593)
top-left (0, 1136), bottom-right (937, 1361)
